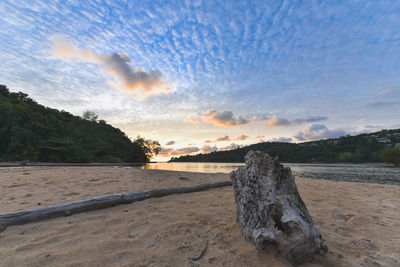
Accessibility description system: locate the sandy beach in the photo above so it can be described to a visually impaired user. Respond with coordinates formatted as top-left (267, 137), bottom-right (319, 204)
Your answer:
top-left (1, 167), bottom-right (400, 266)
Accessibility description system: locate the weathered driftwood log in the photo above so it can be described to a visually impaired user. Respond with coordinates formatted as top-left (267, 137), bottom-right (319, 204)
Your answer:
top-left (230, 151), bottom-right (327, 264)
top-left (0, 180), bottom-right (231, 227)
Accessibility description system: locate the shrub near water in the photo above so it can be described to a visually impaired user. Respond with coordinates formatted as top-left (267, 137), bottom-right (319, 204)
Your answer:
top-left (380, 147), bottom-right (400, 167)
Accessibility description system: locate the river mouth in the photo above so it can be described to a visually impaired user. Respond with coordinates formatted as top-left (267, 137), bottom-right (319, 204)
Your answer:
top-left (1, 162), bottom-right (399, 185)
top-left (138, 162), bottom-right (400, 185)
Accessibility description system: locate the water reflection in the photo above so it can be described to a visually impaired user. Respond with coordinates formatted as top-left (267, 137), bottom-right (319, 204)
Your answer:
top-left (139, 162), bottom-right (400, 185)
top-left (141, 162), bottom-right (245, 173)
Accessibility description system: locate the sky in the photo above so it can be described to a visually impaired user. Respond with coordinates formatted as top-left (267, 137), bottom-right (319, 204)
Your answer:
top-left (1, 0), bottom-right (400, 161)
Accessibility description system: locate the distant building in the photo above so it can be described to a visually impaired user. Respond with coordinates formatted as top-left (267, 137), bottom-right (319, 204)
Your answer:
top-left (376, 138), bottom-right (391, 144)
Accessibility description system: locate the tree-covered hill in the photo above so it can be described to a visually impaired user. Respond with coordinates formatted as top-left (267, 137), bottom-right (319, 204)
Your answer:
top-left (170, 129), bottom-right (400, 163)
top-left (0, 84), bottom-right (159, 163)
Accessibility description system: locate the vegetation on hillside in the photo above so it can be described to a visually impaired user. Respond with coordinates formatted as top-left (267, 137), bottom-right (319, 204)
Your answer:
top-left (380, 147), bottom-right (400, 166)
top-left (170, 130), bottom-right (400, 164)
top-left (0, 84), bottom-right (160, 163)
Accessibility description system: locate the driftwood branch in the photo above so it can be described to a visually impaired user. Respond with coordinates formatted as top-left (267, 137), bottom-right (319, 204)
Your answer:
top-left (189, 242), bottom-right (208, 261)
top-left (0, 181), bottom-right (232, 227)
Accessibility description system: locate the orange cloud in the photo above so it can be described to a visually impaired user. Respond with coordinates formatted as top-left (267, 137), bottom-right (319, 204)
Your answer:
top-left (158, 146), bottom-right (200, 157)
top-left (266, 116), bottom-right (282, 127)
top-left (216, 135), bottom-right (231, 141)
top-left (52, 39), bottom-right (171, 97)
top-left (184, 116), bottom-right (199, 123)
top-left (53, 40), bottom-right (99, 63)
top-left (165, 141), bottom-right (175, 145)
top-left (202, 110), bottom-right (249, 127)
top-left (236, 134), bottom-right (248, 140)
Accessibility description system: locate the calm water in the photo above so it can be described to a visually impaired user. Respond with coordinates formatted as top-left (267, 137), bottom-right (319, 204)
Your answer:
top-left (139, 162), bottom-right (400, 185)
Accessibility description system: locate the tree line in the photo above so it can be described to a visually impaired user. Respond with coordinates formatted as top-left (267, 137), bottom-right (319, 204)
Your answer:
top-left (0, 84), bottom-right (160, 163)
top-left (170, 130), bottom-right (400, 166)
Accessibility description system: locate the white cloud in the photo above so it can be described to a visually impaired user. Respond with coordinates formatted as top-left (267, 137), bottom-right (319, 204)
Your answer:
top-left (266, 115), bottom-right (327, 127)
top-left (270, 137), bottom-right (292, 143)
top-left (294, 124), bottom-right (346, 141)
top-left (201, 145), bottom-right (218, 153)
top-left (219, 143), bottom-right (240, 151)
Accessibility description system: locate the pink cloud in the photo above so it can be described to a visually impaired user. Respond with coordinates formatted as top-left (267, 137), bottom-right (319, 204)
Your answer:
top-left (53, 39), bottom-right (170, 97)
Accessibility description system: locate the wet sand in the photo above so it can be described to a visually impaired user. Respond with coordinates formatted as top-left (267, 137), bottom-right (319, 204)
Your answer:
top-left (1, 167), bottom-right (400, 266)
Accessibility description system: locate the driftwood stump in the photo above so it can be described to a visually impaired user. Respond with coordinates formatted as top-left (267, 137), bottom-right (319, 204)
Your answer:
top-left (230, 151), bottom-right (327, 264)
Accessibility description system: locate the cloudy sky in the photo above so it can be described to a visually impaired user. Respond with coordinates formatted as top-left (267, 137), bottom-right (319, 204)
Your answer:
top-left (1, 0), bottom-right (400, 161)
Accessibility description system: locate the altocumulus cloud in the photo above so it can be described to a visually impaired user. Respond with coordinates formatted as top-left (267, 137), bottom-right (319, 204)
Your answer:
top-left (294, 124), bottom-right (346, 141)
top-left (159, 141), bottom-right (240, 157)
top-left (202, 110), bottom-right (249, 127)
top-left (204, 134), bottom-right (245, 143)
top-left (158, 146), bottom-right (200, 157)
top-left (270, 137), bottom-right (293, 143)
top-left (216, 135), bottom-right (231, 141)
top-left (236, 134), bottom-right (248, 140)
top-left (266, 116), bottom-right (327, 127)
top-left (201, 145), bottom-right (218, 153)
top-left (200, 110), bottom-right (326, 128)
top-left (219, 143), bottom-right (240, 151)
top-left (165, 141), bottom-right (175, 145)
top-left (184, 117), bottom-right (199, 123)
top-left (52, 39), bottom-right (171, 97)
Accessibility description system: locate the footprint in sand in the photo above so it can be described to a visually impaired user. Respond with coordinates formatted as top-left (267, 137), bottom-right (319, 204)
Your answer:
top-left (333, 213), bottom-right (354, 222)
top-left (177, 245), bottom-right (193, 253)
top-left (351, 239), bottom-right (378, 251)
top-left (335, 226), bottom-right (352, 238)
top-left (0, 224), bottom-right (7, 233)
top-left (62, 192), bottom-right (80, 196)
top-left (358, 251), bottom-right (400, 266)
top-left (372, 215), bottom-right (395, 227)
top-left (8, 183), bottom-right (29, 188)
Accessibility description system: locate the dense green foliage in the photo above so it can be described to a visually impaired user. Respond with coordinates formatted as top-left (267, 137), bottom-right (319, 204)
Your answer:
top-left (171, 130), bottom-right (400, 164)
top-left (0, 85), bottom-right (160, 163)
top-left (380, 147), bottom-right (400, 166)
